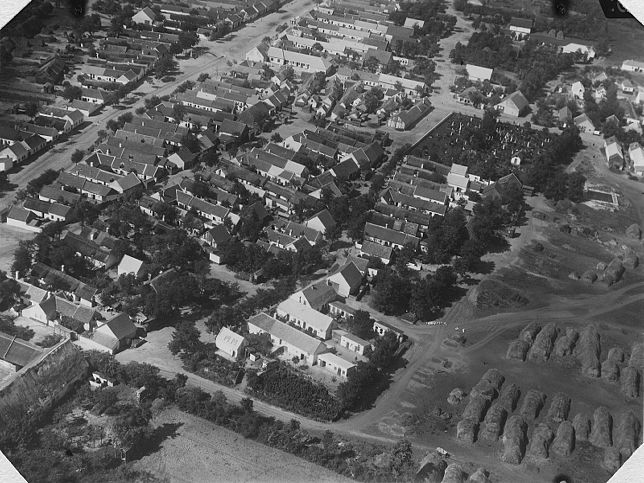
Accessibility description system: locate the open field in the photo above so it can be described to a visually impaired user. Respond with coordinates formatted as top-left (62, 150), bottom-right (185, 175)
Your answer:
top-left (133, 408), bottom-right (351, 483)
top-left (0, 223), bottom-right (35, 273)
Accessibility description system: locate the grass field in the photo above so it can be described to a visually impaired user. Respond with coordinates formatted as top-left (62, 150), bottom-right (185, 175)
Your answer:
top-left (133, 408), bottom-right (351, 483)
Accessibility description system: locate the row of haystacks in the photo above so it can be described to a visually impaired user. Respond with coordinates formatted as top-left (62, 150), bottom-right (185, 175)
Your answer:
top-left (506, 323), bottom-right (641, 400)
top-left (415, 451), bottom-right (491, 482)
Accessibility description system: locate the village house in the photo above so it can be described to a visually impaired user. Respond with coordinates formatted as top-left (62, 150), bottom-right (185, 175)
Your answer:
top-left (571, 81), bottom-right (585, 99)
top-left (605, 136), bottom-right (624, 170)
top-left (88, 312), bottom-right (137, 354)
top-left (359, 239), bottom-right (393, 264)
top-left (318, 352), bottom-right (355, 378)
top-left (387, 98), bottom-right (432, 131)
top-left (496, 90), bottom-right (529, 117)
top-left (248, 312), bottom-right (327, 365)
top-left (363, 222), bottom-right (420, 250)
top-left (574, 113), bottom-right (596, 133)
top-left (117, 254), bottom-right (146, 279)
top-left (328, 300), bottom-right (356, 319)
top-left (372, 319), bottom-right (405, 342)
top-left (629, 142), bottom-right (644, 175)
top-left (215, 327), bottom-right (247, 360)
top-left (340, 331), bottom-right (371, 356)
top-left (465, 64), bottom-right (493, 82)
top-left (326, 261), bottom-right (363, 297)
top-left (276, 298), bottom-right (335, 340)
top-left (621, 59), bottom-right (644, 72)
top-left (509, 17), bottom-right (533, 40)
top-left (290, 282), bottom-right (339, 312)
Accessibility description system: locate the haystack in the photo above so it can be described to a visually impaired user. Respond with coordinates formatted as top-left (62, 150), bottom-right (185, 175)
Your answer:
top-left (441, 463), bottom-right (466, 483)
top-left (553, 328), bottom-right (578, 357)
top-left (623, 254), bottom-right (638, 270)
top-left (607, 347), bottom-right (624, 363)
top-left (615, 411), bottom-right (641, 458)
top-left (481, 403), bottom-right (508, 442)
top-left (447, 388), bottom-right (466, 406)
top-left (416, 451), bottom-right (447, 483)
top-left (628, 343), bottom-right (644, 369)
top-left (589, 406), bottom-right (613, 448)
top-left (625, 223), bottom-right (641, 239)
top-left (602, 447), bottom-right (621, 473)
top-left (576, 325), bottom-right (601, 378)
top-left (500, 415), bottom-right (528, 464)
top-left (572, 413), bottom-right (590, 441)
top-left (546, 392), bottom-right (571, 423)
top-left (581, 270), bottom-right (597, 283)
top-left (519, 322), bottom-right (541, 344)
top-left (620, 366), bottom-right (639, 400)
top-left (470, 379), bottom-right (498, 401)
top-left (466, 468), bottom-right (490, 483)
top-left (519, 389), bottom-right (546, 421)
top-left (462, 395), bottom-right (490, 422)
top-left (551, 420), bottom-right (575, 457)
top-left (480, 368), bottom-right (505, 390)
top-left (456, 418), bottom-right (479, 443)
top-left (604, 258), bottom-right (625, 286)
top-left (506, 340), bottom-right (530, 361)
top-left (601, 359), bottom-right (620, 383)
top-left (497, 383), bottom-right (520, 412)
top-left (527, 423), bottom-right (554, 459)
top-left (528, 323), bottom-right (558, 363)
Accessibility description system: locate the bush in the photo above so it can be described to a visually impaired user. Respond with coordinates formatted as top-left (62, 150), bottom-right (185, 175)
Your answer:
top-left (247, 363), bottom-right (343, 421)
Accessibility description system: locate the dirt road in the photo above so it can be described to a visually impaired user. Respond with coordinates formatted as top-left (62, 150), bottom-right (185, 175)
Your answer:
top-left (0, 0), bottom-right (315, 213)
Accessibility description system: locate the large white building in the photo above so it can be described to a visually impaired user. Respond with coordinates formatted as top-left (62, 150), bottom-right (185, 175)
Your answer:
top-left (276, 298), bottom-right (335, 340)
top-left (248, 312), bottom-right (327, 365)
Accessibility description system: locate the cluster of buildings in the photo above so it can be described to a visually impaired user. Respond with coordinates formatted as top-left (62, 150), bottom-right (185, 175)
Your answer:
top-left (132, 0), bottom-right (285, 40)
top-left (215, 260), bottom-right (404, 380)
top-left (244, 1), bottom-right (432, 128)
top-left (604, 136), bottom-right (644, 174)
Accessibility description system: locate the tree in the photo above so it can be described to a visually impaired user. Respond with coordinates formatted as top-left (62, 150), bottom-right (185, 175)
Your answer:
top-left (270, 132), bottom-right (283, 143)
top-left (71, 149), bottom-right (84, 163)
top-left (390, 439), bottom-right (414, 476)
top-left (168, 322), bottom-right (203, 357)
top-left (347, 310), bottom-right (374, 339)
top-left (240, 397), bottom-right (254, 413)
top-left (172, 103), bottom-right (185, 121)
top-left (197, 73), bottom-right (210, 82)
top-left (369, 331), bottom-right (400, 369)
top-left (62, 85), bottom-right (82, 101)
top-left (155, 56), bottom-right (176, 78)
top-left (24, 102), bottom-right (38, 118)
top-left (181, 132), bottom-right (200, 153)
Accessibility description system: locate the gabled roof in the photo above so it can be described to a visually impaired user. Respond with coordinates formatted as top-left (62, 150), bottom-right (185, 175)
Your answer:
top-left (364, 222), bottom-right (419, 247)
top-left (499, 90), bottom-right (529, 112)
top-left (360, 239), bottom-right (393, 260)
top-left (248, 312), bottom-right (326, 355)
top-left (101, 312), bottom-right (137, 340)
top-left (297, 281), bottom-right (338, 309)
top-left (118, 254), bottom-right (144, 275)
top-left (330, 261), bottom-right (363, 289)
top-left (306, 209), bottom-right (336, 231)
top-left (465, 64), bottom-right (493, 81)
top-left (510, 17), bottom-right (533, 29)
top-left (215, 327), bottom-right (246, 353)
top-left (277, 298), bottom-right (334, 334)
